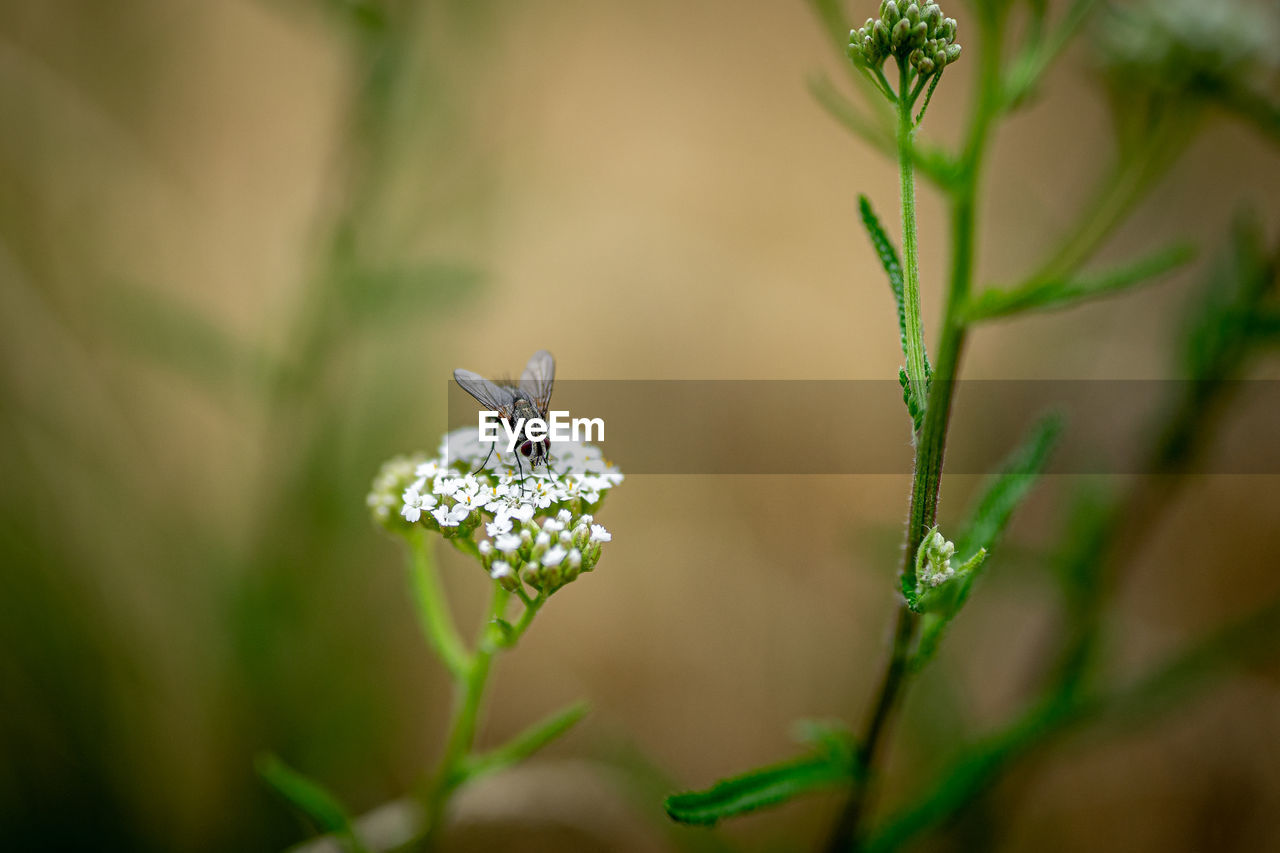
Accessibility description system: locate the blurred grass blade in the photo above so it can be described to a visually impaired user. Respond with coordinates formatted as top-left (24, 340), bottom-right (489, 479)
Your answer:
top-left (461, 701), bottom-right (590, 784)
top-left (964, 243), bottom-right (1195, 322)
top-left (665, 749), bottom-right (860, 826)
top-left (1250, 310), bottom-right (1280, 340)
top-left (98, 280), bottom-right (269, 398)
top-left (873, 595), bottom-right (1280, 853)
top-left (790, 718), bottom-right (858, 762)
top-left (338, 261), bottom-right (483, 327)
top-left (1182, 211), bottom-right (1278, 381)
top-left (808, 75), bottom-right (894, 151)
top-left (913, 414), bottom-right (1062, 667)
top-left (806, 0), bottom-right (851, 46)
top-left (256, 753), bottom-right (369, 853)
top-left (957, 414), bottom-right (1062, 558)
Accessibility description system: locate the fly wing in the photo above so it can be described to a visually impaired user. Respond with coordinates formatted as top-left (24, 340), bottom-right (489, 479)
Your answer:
top-left (519, 349), bottom-right (556, 414)
top-left (454, 369), bottom-right (516, 416)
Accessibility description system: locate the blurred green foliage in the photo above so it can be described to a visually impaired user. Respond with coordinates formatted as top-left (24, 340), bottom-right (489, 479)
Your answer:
top-left (0, 1), bottom-right (491, 849)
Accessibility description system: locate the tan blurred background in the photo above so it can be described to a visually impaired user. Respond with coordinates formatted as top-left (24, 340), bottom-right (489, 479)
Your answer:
top-left (1, 0), bottom-right (1278, 851)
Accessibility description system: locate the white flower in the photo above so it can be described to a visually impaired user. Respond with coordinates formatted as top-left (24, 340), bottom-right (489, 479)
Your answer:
top-left (452, 490), bottom-right (488, 514)
top-left (433, 476), bottom-right (466, 498)
top-left (486, 515), bottom-right (514, 537)
top-left (432, 503), bottom-right (471, 528)
top-left (401, 486), bottom-right (437, 523)
top-left (480, 483), bottom-right (513, 510)
top-left (374, 427), bottom-right (621, 587)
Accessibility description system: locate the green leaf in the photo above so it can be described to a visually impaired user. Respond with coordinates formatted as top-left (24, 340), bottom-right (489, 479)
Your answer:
top-left (790, 718), bottom-right (857, 761)
top-left (665, 749), bottom-right (861, 826)
top-left (858, 196), bottom-right (907, 352)
top-left (460, 701), bottom-right (590, 784)
top-left (337, 261), bottom-right (484, 327)
top-left (860, 195), bottom-right (931, 423)
top-left (957, 414), bottom-right (1062, 558)
top-left (256, 753), bottom-right (368, 852)
top-left (1182, 211), bottom-right (1277, 381)
top-left (97, 280), bottom-right (271, 399)
top-left (964, 243), bottom-right (1195, 322)
top-left (912, 415), bottom-right (1062, 668)
top-left (898, 368), bottom-right (925, 432)
top-left (487, 617), bottom-right (518, 649)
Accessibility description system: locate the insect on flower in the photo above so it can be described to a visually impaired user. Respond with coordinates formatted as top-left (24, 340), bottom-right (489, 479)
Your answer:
top-left (454, 350), bottom-right (556, 483)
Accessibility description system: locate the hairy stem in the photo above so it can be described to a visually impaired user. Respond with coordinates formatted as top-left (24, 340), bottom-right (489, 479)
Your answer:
top-left (826, 10), bottom-right (1004, 849)
top-left (897, 60), bottom-right (930, 410)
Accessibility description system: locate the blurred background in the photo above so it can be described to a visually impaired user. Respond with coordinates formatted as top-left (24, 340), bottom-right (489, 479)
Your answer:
top-left (1, 0), bottom-right (1278, 850)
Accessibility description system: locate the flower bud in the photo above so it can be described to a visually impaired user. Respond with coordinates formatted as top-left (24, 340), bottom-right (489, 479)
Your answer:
top-left (490, 561), bottom-right (521, 592)
top-left (891, 17), bottom-right (910, 48)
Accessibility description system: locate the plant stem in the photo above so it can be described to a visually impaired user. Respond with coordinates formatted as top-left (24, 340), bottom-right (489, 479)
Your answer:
top-left (420, 585), bottom-right (509, 847)
top-left (416, 586), bottom-right (548, 848)
top-left (408, 528), bottom-right (471, 680)
top-left (897, 60), bottom-right (930, 410)
top-left (826, 10), bottom-right (1004, 849)
top-left (1028, 118), bottom-right (1193, 286)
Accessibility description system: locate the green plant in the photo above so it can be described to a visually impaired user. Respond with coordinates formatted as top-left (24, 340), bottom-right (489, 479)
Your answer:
top-left (666, 0), bottom-right (1280, 849)
top-left (261, 433), bottom-right (621, 849)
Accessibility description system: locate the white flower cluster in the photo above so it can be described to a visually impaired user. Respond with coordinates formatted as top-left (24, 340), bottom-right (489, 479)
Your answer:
top-left (368, 428), bottom-right (621, 595)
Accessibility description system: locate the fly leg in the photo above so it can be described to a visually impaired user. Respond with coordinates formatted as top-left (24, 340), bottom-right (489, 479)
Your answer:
top-left (515, 452), bottom-right (527, 493)
top-left (470, 442), bottom-right (496, 476)
top-left (543, 446), bottom-right (561, 480)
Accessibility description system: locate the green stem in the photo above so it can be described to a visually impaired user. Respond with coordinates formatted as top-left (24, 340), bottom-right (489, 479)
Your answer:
top-left (826, 11), bottom-right (1004, 850)
top-left (897, 59), bottom-right (930, 411)
top-left (418, 587), bottom-right (544, 848)
top-left (421, 586), bottom-right (509, 846)
top-left (408, 528), bottom-right (471, 680)
top-left (1029, 118), bottom-right (1192, 285)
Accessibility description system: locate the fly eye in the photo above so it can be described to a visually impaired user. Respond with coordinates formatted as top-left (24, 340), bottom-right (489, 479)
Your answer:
top-left (519, 441), bottom-right (533, 457)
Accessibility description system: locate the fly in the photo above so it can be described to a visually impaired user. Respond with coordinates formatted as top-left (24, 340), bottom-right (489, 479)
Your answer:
top-left (454, 349), bottom-right (556, 485)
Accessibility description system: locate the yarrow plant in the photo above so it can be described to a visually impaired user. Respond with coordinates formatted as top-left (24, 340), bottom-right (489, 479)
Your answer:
top-left (262, 430), bottom-right (621, 850)
top-left (363, 429), bottom-right (620, 844)
top-left (665, 0), bottom-right (1280, 849)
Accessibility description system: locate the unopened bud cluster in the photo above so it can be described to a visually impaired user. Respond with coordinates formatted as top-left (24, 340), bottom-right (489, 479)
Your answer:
top-left (916, 526), bottom-right (957, 588)
top-left (368, 428), bottom-right (620, 597)
top-left (850, 1), bottom-right (961, 77)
